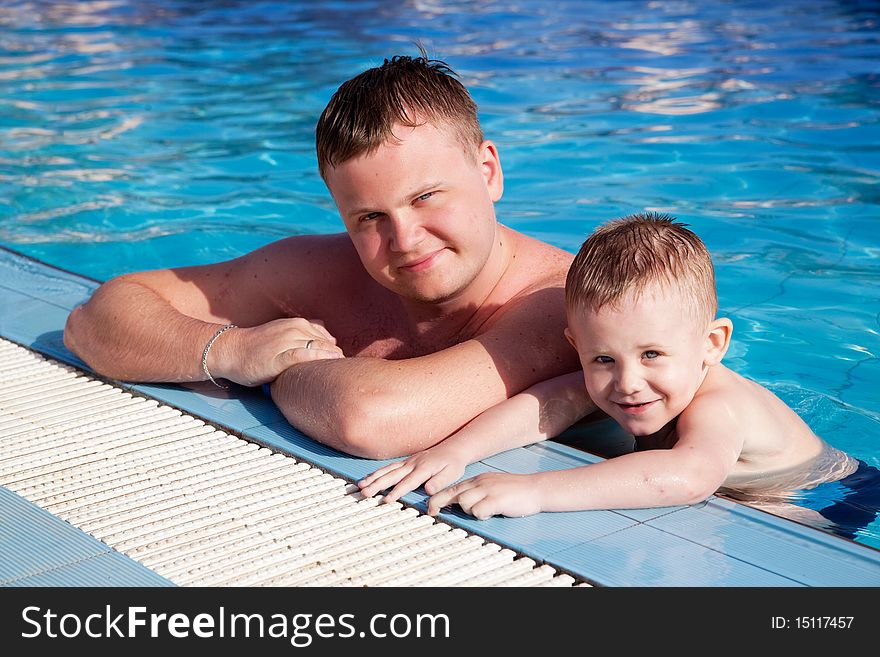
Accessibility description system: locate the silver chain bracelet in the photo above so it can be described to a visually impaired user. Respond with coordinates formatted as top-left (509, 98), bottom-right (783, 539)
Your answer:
top-left (201, 324), bottom-right (237, 389)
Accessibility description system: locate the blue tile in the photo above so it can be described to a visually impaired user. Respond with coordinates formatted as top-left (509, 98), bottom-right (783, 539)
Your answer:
top-left (429, 506), bottom-right (638, 563)
top-left (0, 487), bottom-right (106, 584)
top-left (243, 419), bottom-right (498, 486)
top-left (9, 552), bottom-right (174, 587)
top-left (242, 420), bottom-right (394, 481)
top-left (0, 487), bottom-right (172, 587)
top-left (550, 523), bottom-right (802, 587)
top-left (0, 288), bottom-right (76, 352)
top-left (131, 381), bottom-right (287, 432)
top-left (0, 247), bottom-right (98, 310)
top-left (648, 497), bottom-right (880, 586)
top-left (526, 440), bottom-right (603, 467)
top-left (482, 445), bottom-right (595, 474)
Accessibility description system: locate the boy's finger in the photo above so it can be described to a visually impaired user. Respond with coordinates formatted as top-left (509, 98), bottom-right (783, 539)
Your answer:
top-left (359, 461), bottom-right (404, 486)
top-left (361, 464), bottom-right (412, 497)
top-left (427, 483), bottom-right (460, 515)
top-left (384, 468), bottom-right (431, 503)
top-left (470, 498), bottom-right (496, 521)
top-left (424, 468), bottom-right (454, 495)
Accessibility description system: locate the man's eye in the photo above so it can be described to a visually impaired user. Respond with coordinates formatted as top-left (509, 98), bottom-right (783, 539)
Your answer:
top-left (416, 192), bottom-right (434, 202)
top-left (644, 350), bottom-right (660, 359)
top-left (361, 212), bottom-right (382, 222)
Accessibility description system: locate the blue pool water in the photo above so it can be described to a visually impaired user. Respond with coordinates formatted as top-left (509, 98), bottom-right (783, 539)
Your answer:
top-left (1, 0), bottom-right (878, 549)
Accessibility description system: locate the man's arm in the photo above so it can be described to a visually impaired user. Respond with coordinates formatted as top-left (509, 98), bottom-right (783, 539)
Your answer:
top-left (270, 286), bottom-right (582, 458)
top-left (63, 236), bottom-right (343, 384)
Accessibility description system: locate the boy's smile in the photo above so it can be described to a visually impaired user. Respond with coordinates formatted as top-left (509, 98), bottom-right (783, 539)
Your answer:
top-left (565, 285), bottom-right (712, 439)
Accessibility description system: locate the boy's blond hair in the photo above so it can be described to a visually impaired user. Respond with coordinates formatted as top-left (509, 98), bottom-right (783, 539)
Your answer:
top-left (565, 212), bottom-right (717, 324)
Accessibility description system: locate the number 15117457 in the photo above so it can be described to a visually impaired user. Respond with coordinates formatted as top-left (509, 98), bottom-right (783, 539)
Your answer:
top-left (771, 616), bottom-right (854, 629)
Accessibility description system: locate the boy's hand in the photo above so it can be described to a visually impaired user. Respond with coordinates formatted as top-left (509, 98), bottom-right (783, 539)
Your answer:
top-left (427, 472), bottom-right (542, 520)
top-left (357, 444), bottom-right (468, 503)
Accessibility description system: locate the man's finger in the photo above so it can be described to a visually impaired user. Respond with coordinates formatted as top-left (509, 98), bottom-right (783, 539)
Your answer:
top-left (280, 346), bottom-right (343, 367)
top-left (306, 320), bottom-right (337, 343)
top-left (301, 338), bottom-right (343, 355)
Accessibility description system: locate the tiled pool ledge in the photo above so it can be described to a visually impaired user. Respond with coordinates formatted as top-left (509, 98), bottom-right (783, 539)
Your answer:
top-left (2, 245), bottom-right (879, 587)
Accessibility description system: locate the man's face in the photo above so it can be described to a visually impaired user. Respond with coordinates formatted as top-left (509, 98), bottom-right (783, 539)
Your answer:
top-left (565, 285), bottom-right (710, 439)
top-left (324, 122), bottom-right (502, 304)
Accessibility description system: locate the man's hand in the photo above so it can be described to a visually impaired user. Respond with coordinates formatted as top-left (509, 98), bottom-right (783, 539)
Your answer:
top-left (216, 317), bottom-right (344, 387)
top-left (427, 472), bottom-right (543, 519)
top-left (358, 441), bottom-right (469, 503)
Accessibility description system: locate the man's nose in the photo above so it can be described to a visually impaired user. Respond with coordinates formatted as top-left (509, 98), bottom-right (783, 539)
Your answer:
top-left (386, 212), bottom-right (424, 253)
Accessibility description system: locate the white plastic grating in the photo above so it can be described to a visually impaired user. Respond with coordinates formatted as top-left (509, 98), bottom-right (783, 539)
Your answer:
top-left (0, 338), bottom-right (585, 587)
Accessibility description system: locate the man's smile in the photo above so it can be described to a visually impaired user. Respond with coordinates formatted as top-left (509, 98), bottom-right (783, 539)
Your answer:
top-left (398, 249), bottom-right (445, 273)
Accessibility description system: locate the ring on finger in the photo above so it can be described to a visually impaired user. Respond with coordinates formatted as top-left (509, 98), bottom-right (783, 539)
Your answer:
top-left (305, 339), bottom-right (314, 350)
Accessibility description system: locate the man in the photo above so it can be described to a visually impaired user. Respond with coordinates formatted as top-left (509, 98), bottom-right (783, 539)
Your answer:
top-left (63, 54), bottom-right (580, 459)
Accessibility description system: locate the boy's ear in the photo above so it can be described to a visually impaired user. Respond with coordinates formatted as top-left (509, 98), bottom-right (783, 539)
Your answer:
top-left (478, 140), bottom-right (504, 202)
top-left (704, 317), bottom-right (733, 366)
top-left (563, 327), bottom-right (578, 351)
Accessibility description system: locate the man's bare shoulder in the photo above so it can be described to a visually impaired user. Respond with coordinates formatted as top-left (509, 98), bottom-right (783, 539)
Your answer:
top-left (248, 232), bottom-right (382, 314)
top-left (508, 228), bottom-right (574, 277)
top-left (499, 227), bottom-right (574, 303)
top-left (249, 232), bottom-right (358, 271)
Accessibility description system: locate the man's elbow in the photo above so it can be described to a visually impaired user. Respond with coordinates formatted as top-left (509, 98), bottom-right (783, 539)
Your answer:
top-left (63, 305), bottom-right (87, 359)
top-left (333, 402), bottom-right (418, 460)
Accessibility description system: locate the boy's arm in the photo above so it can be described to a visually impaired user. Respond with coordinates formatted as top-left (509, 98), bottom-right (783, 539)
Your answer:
top-left (270, 288), bottom-right (582, 459)
top-left (357, 371), bottom-right (593, 501)
top-left (428, 396), bottom-right (744, 517)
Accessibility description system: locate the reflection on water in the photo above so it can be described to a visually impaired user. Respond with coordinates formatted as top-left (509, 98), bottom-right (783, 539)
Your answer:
top-left (0, 0), bottom-right (878, 549)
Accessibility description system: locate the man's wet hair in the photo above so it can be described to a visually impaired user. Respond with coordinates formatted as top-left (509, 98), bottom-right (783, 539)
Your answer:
top-left (316, 47), bottom-right (483, 179)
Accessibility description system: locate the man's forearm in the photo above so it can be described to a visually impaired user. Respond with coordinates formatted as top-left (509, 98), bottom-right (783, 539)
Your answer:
top-left (64, 278), bottom-right (221, 382)
top-left (270, 353), bottom-right (511, 459)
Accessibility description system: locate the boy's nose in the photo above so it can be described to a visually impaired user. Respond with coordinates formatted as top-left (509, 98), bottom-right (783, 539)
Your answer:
top-left (387, 213), bottom-right (424, 253)
top-left (614, 365), bottom-right (644, 395)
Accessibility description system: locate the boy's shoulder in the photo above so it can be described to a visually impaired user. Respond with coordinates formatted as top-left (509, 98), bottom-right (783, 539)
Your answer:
top-left (679, 364), bottom-right (816, 456)
top-left (677, 366), bottom-right (757, 432)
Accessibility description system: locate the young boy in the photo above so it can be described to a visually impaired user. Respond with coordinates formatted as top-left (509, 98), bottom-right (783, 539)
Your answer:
top-left (358, 212), bottom-right (858, 519)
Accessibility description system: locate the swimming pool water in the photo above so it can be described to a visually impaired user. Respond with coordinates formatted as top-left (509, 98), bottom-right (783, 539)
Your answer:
top-left (1, 0), bottom-right (878, 550)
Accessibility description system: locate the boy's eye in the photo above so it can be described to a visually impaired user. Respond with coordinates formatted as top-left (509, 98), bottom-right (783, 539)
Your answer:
top-left (594, 355), bottom-right (613, 364)
top-left (361, 212), bottom-right (382, 222)
top-left (644, 350), bottom-right (660, 359)
top-left (416, 191), bottom-right (434, 202)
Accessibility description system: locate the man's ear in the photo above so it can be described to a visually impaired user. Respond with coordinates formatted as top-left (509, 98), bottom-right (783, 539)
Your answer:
top-left (478, 140), bottom-right (504, 202)
top-left (704, 317), bottom-right (733, 366)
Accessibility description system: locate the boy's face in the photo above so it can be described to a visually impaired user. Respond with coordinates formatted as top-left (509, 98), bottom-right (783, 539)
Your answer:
top-left (565, 285), bottom-right (713, 439)
top-left (324, 121), bottom-right (503, 305)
